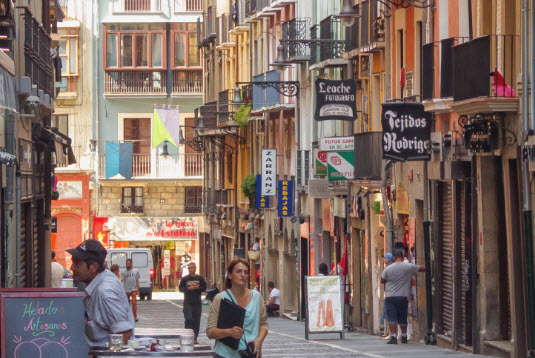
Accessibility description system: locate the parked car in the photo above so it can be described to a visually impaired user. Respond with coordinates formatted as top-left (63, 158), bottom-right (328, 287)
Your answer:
top-left (106, 248), bottom-right (155, 300)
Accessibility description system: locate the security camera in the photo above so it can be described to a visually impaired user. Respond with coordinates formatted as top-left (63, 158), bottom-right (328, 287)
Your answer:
top-left (26, 95), bottom-right (40, 107)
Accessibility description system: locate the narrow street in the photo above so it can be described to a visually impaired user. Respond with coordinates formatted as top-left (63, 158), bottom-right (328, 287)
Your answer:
top-left (136, 294), bottom-right (491, 358)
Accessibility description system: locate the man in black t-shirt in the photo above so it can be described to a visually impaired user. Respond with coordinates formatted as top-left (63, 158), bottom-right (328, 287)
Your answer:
top-left (179, 261), bottom-right (206, 343)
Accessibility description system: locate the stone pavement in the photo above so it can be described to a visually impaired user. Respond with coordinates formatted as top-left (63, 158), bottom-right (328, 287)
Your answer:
top-left (135, 294), bottom-right (491, 358)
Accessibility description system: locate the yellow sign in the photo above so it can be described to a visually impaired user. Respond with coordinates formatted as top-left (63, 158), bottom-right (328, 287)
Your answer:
top-left (166, 241), bottom-right (175, 250)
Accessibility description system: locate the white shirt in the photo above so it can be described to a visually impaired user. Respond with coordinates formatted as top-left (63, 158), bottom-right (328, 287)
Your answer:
top-left (269, 288), bottom-right (280, 305)
top-left (51, 261), bottom-right (64, 288)
top-left (252, 242), bottom-right (260, 264)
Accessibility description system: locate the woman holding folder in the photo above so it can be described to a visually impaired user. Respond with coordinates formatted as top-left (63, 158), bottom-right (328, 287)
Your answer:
top-left (207, 258), bottom-right (268, 357)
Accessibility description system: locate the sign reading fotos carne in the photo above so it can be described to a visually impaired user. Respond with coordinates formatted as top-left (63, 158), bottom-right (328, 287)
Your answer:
top-left (315, 79), bottom-right (358, 121)
top-left (381, 102), bottom-right (432, 161)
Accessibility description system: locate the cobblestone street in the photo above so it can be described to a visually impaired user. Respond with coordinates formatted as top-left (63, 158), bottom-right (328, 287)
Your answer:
top-left (135, 294), bottom-right (492, 358)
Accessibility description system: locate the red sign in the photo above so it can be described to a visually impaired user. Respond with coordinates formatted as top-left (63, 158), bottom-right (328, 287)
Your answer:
top-left (93, 217), bottom-right (109, 249)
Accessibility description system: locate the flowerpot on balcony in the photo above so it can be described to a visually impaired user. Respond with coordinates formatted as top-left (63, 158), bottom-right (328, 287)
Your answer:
top-left (241, 174), bottom-right (256, 201)
top-left (373, 18), bottom-right (385, 40)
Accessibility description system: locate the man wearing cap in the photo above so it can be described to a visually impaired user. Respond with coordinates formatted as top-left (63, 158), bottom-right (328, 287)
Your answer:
top-left (67, 240), bottom-right (135, 347)
top-left (380, 249), bottom-right (425, 344)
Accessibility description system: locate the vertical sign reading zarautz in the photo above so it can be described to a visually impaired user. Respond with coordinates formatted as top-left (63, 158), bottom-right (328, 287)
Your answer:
top-left (261, 149), bottom-right (277, 196)
top-left (277, 180), bottom-right (293, 217)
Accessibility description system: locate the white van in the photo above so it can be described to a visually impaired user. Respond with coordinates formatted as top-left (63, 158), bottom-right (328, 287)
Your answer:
top-left (106, 248), bottom-right (155, 300)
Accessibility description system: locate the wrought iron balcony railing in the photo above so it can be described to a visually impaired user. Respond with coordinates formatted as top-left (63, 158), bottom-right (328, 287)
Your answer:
top-left (172, 69), bottom-right (203, 94)
top-left (122, 0), bottom-right (161, 12)
top-left (23, 8), bottom-right (54, 97)
top-left (453, 34), bottom-right (518, 102)
top-left (104, 70), bottom-right (167, 94)
top-left (308, 17), bottom-right (345, 65)
top-left (175, 0), bottom-right (203, 12)
top-left (282, 18), bottom-right (309, 61)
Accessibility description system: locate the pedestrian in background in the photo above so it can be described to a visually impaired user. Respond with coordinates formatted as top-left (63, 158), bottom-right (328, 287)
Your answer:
top-left (51, 250), bottom-right (64, 288)
top-left (380, 250), bottom-right (425, 344)
top-left (110, 264), bottom-right (121, 280)
top-left (207, 258), bottom-right (268, 358)
top-left (122, 258), bottom-right (140, 322)
top-left (264, 281), bottom-right (280, 317)
top-left (179, 261), bottom-right (207, 344)
top-left (318, 262), bottom-right (329, 276)
top-left (67, 239), bottom-right (134, 346)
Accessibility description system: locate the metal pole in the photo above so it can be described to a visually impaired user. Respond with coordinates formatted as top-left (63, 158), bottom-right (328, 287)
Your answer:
top-left (15, 165), bottom-right (20, 288)
top-left (381, 160), bottom-right (394, 253)
top-left (423, 160), bottom-right (436, 344)
top-left (523, 1), bottom-right (535, 355)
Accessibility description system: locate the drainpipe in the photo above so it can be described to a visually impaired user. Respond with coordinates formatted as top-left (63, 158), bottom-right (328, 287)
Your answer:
top-left (15, 165), bottom-right (20, 287)
top-left (423, 160), bottom-right (435, 344)
top-left (381, 160), bottom-right (394, 253)
top-left (522, 0), bottom-right (535, 356)
top-left (93, 0), bottom-right (100, 220)
top-left (5, 112), bottom-right (15, 287)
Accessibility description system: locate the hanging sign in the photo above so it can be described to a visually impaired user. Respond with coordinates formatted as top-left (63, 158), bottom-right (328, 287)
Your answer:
top-left (319, 137), bottom-right (355, 151)
top-left (315, 79), bottom-right (357, 121)
top-left (255, 174), bottom-right (270, 208)
top-left (315, 150), bottom-right (327, 175)
top-left (261, 149), bottom-right (277, 196)
top-left (277, 180), bottom-right (293, 217)
top-left (327, 152), bottom-right (355, 180)
top-left (381, 102), bottom-right (432, 161)
top-left (112, 217), bottom-right (198, 241)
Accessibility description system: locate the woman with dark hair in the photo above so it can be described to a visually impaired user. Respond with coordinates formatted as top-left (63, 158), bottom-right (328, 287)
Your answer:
top-left (207, 258), bottom-right (268, 357)
top-left (318, 262), bottom-right (329, 276)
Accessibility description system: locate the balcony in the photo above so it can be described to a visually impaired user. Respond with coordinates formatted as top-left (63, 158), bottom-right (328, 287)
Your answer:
top-left (22, 8), bottom-right (54, 97)
top-left (104, 70), bottom-right (166, 95)
top-left (199, 6), bottom-right (217, 46)
top-left (216, 14), bottom-right (235, 49)
top-left (282, 18), bottom-right (310, 62)
top-left (175, 0), bottom-right (203, 12)
top-left (451, 35), bottom-right (518, 115)
top-left (199, 102), bottom-right (218, 131)
top-left (310, 16), bottom-right (345, 65)
top-left (172, 69), bottom-right (202, 94)
top-left (119, 0), bottom-right (161, 12)
top-left (423, 37), bottom-right (469, 101)
top-left (98, 153), bottom-right (202, 179)
top-left (354, 132), bottom-right (382, 180)
top-left (217, 89), bottom-right (239, 127)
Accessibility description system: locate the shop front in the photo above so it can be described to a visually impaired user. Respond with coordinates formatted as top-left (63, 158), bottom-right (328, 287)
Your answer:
top-left (105, 217), bottom-right (199, 290)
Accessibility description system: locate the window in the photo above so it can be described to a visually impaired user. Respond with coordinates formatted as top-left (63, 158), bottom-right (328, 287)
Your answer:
top-left (185, 187), bottom-right (202, 213)
top-left (172, 24), bottom-right (200, 67)
top-left (110, 252), bottom-right (127, 267)
top-left (121, 187), bottom-right (144, 213)
top-left (105, 24), bottom-right (165, 68)
top-left (131, 252), bottom-right (148, 267)
top-left (58, 28), bottom-right (79, 92)
top-left (51, 114), bottom-right (69, 135)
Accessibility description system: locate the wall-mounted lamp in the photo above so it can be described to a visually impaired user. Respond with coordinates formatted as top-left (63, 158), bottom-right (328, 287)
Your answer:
top-left (161, 140), bottom-right (170, 157)
top-left (334, 0), bottom-right (359, 27)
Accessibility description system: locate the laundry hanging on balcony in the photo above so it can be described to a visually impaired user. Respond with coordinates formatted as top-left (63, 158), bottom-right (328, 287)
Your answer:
top-left (152, 106), bottom-right (181, 148)
top-left (493, 68), bottom-right (515, 97)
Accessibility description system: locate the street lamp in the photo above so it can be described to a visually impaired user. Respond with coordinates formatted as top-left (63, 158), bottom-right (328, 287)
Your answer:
top-left (334, 0), bottom-right (359, 27)
top-left (271, 44), bottom-right (289, 74)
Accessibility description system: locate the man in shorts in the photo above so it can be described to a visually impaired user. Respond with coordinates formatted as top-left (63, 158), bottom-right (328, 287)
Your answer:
top-left (380, 249), bottom-right (425, 344)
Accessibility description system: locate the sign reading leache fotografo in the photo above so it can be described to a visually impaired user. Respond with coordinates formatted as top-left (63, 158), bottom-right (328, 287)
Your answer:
top-left (381, 102), bottom-right (432, 161)
top-left (315, 79), bottom-right (358, 121)
top-left (111, 217), bottom-right (198, 241)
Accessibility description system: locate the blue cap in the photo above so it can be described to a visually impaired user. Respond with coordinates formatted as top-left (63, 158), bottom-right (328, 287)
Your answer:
top-left (383, 253), bottom-right (393, 264)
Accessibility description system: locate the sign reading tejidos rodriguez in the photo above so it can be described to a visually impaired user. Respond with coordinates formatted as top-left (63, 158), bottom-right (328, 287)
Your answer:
top-left (277, 180), bottom-right (293, 217)
top-left (261, 149), bottom-right (277, 196)
top-left (315, 79), bottom-right (357, 121)
top-left (381, 102), bottom-right (432, 161)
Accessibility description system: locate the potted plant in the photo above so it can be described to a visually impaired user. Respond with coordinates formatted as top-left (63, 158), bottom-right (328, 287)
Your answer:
top-left (241, 174), bottom-right (256, 206)
top-left (373, 18), bottom-right (385, 39)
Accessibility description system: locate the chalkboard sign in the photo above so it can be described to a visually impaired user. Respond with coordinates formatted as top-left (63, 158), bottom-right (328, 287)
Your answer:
top-left (1, 292), bottom-right (88, 358)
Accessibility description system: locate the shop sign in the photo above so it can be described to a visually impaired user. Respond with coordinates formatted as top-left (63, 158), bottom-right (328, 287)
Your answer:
top-left (305, 276), bottom-right (344, 333)
top-left (327, 152), bottom-right (355, 180)
top-left (255, 174), bottom-right (270, 208)
top-left (381, 102), bottom-right (432, 161)
top-left (56, 181), bottom-right (83, 199)
top-left (395, 182), bottom-right (410, 215)
top-left (261, 149), bottom-right (277, 195)
top-left (319, 137), bottom-right (355, 151)
top-left (315, 150), bottom-right (327, 175)
top-left (308, 179), bottom-right (330, 199)
top-left (315, 79), bottom-right (357, 121)
top-left (277, 180), bottom-right (293, 217)
top-left (112, 217), bottom-right (198, 241)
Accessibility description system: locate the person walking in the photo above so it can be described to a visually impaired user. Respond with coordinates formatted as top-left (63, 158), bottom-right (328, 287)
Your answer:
top-left (264, 281), bottom-right (280, 317)
top-left (380, 250), bottom-right (425, 344)
top-left (51, 250), bottom-right (64, 288)
top-left (122, 259), bottom-right (140, 322)
top-left (179, 261), bottom-right (207, 344)
top-left (207, 258), bottom-right (268, 358)
top-left (67, 240), bottom-right (134, 347)
top-left (318, 262), bottom-right (329, 276)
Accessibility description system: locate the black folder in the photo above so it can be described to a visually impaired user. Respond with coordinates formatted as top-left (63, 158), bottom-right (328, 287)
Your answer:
top-left (216, 297), bottom-right (246, 350)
